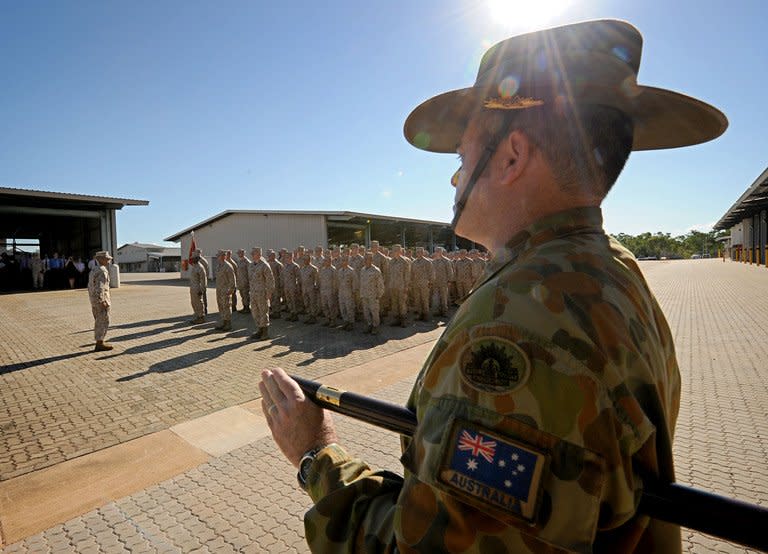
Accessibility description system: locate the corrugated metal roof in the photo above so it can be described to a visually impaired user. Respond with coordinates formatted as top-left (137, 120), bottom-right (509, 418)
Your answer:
top-left (164, 210), bottom-right (451, 242)
top-left (0, 186), bottom-right (149, 207)
top-left (715, 166), bottom-right (768, 230)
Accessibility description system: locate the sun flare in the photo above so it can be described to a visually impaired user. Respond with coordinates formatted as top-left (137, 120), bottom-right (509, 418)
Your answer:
top-left (487, 0), bottom-right (572, 31)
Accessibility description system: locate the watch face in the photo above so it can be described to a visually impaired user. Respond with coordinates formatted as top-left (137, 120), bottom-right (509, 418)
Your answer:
top-left (299, 454), bottom-right (314, 484)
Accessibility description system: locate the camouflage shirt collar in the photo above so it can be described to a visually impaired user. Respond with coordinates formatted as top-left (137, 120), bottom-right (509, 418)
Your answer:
top-left (483, 206), bottom-right (604, 277)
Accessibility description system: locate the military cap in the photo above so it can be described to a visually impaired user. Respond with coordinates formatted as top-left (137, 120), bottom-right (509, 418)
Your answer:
top-left (404, 19), bottom-right (727, 152)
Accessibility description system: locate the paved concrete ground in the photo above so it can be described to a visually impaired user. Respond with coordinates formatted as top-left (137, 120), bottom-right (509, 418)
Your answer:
top-left (1, 260), bottom-right (766, 553)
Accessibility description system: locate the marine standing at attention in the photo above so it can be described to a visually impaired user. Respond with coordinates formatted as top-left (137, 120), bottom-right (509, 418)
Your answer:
top-left (248, 247), bottom-right (275, 340)
top-left (88, 251), bottom-right (113, 352)
top-left (259, 19), bottom-right (727, 552)
top-left (214, 250), bottom-right (236, 332)
top-left (236, 249), bottom-right (252, 314)
top-left (188, 254), bottom-right (207, 324)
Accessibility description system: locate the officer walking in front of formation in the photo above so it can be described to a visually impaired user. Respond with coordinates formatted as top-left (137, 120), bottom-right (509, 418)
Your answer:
top-left (236, 249), bottom-right (252, 314)
top-left (318, 257), bottom-right (338, 326)
top-left (281, 251), bottom-right (301, 321)
top-left (194, 248), bottom-right (210, 315)
top-left (267, 250), bottom-right (284, 319)
top-left (335, 255), bottom-right (358, 331)
top-left (431, 246), bottom-right (454, 317)
top-left (359, 252), bottom-right (384, 334)
top-left (214, 250), bottom-right (236, 332)
top-left (410, 246), bottom-right (434, 321)
top-left (188, 254), bottom-right (207, 324)
top-left (248, 247), bottom-right (275, 340)
top-left (386, 244), bottom-right (411, 327)
top-left (88, 251), bottom-right (113, 352)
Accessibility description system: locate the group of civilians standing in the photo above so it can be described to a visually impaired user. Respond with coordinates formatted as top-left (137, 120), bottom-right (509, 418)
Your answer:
top-left (187, 242), bottom-right (488, 339)
top-left (0, 251), bottom-right (94, 290)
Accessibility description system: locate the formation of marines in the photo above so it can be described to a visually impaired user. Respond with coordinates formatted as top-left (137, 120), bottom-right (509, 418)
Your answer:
top-left (187, 243), bottom-right (488, 338)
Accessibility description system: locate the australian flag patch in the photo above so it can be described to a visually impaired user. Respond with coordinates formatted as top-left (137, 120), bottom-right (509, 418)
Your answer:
top-left (439, 421), bottom-right (547, 522)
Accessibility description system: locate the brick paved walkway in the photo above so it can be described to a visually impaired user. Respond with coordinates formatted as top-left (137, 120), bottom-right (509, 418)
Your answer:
top-left (0, 275), bottom-right (443, 481)
top-left (2, 260), bottom-right (767, 553)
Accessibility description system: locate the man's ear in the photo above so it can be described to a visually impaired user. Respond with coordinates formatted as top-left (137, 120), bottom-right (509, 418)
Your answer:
top-left (498, 130), bottom-right (531, 187)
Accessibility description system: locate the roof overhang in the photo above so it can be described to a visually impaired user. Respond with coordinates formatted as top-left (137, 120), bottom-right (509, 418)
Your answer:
top-left (164, 210), bottom-right (451, 242)
top-left (0, 187), bottom-right (149, 210)
top-left (715, 167), bottom-right (768, 230)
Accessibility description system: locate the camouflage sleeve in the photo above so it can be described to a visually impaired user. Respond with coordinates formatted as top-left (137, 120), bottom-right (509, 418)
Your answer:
top-left (304, 444), bottom-right (403, 553)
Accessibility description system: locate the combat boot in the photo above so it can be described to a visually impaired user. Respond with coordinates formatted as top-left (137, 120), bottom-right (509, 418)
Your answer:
top-left (306, 316), bottom-right (317, 324)
top-left (343, 322), bottom-right (353, 331)
top-left (371, 326), bottom-right (380, 335)
top-left (94, 341), bottom-right (114, 352)
top-left (364, 324), bottom-right (372, 334)
top-left (190, 317), bottom-right (205, 324)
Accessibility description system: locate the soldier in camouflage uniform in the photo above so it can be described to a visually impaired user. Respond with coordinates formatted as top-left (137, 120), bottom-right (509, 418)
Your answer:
top-left (188, 254), bottom-right (207, 324)
top-left (249, 247), bottom-right (275, 340)
top-left (88, 251), bottom-right (113, 351)
top-left (318, 257), bottom-right (338, 326)
top-left (214, 250), bottom-right (236, 332)
top-left (370, 240), bottom-right (389, 315)
top-left (260, 19), bottom-right (726, 553)
top-left (267, 250), bottom-right (284, 319)
top-left (281, 251), bottom-right (301, 321)
top-left (299, 255), bottom-right (319, 324)
top-left (194, 249), bottom-right (210, 314)
top-left (224, 250), bottom-right (239, 312)
top-left (432, 246), bottom-right (454, 316)
top-left (357, 252), bottom-right (385, 334)
top-left (454, 248), bottom-right (474, 300)
top-left (468, 248), bottom-right (485, 284)
top-left (236, 249), bottom-right (251, 314)
top-left (335, 255), bottom-right (358, 331)
top-left (386, 244), bottom-right (411, 327)
top-left (410, 246), bottom-right (434, 321)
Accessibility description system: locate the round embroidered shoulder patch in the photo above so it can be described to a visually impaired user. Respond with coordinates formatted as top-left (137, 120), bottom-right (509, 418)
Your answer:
top-left (459, 338), bottom-right (531, 394)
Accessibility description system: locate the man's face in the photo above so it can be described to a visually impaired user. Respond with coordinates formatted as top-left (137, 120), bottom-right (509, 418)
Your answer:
top-left (364, 254), bottom-right (373, 267)
top-left (453, 116), bottom-right (498, 243)
top-left (252, 249), bottom-right (261, 261)
top-left (392, 247), bottom-right (401, 258)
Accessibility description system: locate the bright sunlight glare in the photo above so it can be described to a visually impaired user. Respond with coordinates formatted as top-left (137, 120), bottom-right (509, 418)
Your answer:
top-left (487, 0), bottom-right (572, 31)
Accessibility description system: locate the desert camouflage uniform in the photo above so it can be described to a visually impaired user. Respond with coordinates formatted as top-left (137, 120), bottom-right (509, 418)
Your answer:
top-left (470, 254), bottom-right (485, 284)
top-left (318, 264), bottom-right (338, 324)
top-left (249, 259), bottom-right (275, 328)
top-left (215, 260), bottom-right (236, 326)
top-left (88, 264), bottom-right (111, 341)
top-left (349, 252), bottom-right (365, 313)
top-left (387, 256), bottom-right (411, 323)
top-left (455, 255), bottom-right (475, 299)
top-left (300, 263), bottom-right (320, 318)
top-left (189, 262), bottom-right (207, 319)
top-left (225, 256), bottom-right (239, 310)
top-left (372, 250), bottom-right (390, 314)
top-left (304, 207), bottom-right (681, 553)
top-left (336, 265), bottom-right (358, 325)
top-left (268, 257), bottom-right (284, 315)
top-left (281, 261), bottom-right (301, 319)
top-left (236, 255), bottom-right (252, 310)
top-left (410, 255), bottom-right (434, 320)
top-left (359, 264), bottom-right (385, 329)
top-left (432, 255), bottom-right (454, 315)
top-left (198, 256), bottom-right (210, 313)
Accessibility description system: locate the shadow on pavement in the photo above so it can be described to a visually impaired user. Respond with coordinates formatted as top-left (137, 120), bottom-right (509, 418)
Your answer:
top-left (0, 350), bottom-right (92, 376)
top-left (115, 340), bottom-right (252, 381)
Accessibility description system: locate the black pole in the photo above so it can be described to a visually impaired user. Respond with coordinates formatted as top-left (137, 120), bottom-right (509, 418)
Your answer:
top-left (292, 375), bottom-right (768, 552)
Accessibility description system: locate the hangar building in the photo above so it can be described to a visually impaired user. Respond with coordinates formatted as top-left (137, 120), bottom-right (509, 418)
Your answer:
top-left (0, 187), bottom-right (149, 259)
top-left (715, 166), bottom-right (768, 263)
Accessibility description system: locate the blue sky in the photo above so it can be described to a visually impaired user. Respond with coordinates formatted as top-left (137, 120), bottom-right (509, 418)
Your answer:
top-left (2, 0), bottom-right (766, 246)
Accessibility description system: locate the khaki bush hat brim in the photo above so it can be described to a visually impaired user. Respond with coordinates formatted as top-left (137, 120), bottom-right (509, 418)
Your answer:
top-left (404, 19), bottom-right (727, 153)
top-left (94, 251), bottom-right (112, 260)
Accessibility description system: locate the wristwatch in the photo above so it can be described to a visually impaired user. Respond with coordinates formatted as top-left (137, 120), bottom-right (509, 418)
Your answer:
top-left (297, 448), bottom-right (320, 490)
